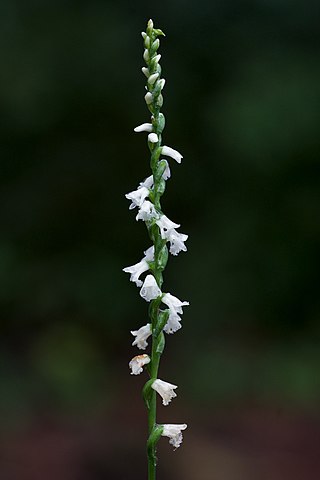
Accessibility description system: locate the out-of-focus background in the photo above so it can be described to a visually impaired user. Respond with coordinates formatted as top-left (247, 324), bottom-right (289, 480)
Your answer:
top-left (1, 0), bottom-right (320, 478)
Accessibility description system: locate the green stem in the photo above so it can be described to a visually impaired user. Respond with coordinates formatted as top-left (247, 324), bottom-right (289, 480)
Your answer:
top-left (144, 21), bottom-right (167, 480)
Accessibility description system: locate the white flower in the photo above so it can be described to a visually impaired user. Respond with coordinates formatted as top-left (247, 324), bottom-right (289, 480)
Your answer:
top-left (136, 200), bottom-right (158, 222)
top-left (163, 311), bottom-right (182, 334)
top-left (156, 215), bottom-right (180, 239)
top-left (139, 175), bottom-right (154, 189)
top-left (145, 92), bottom-right (153, 104)
top-left (148, 73), bottom-right (159, 85)
top-left (143, 49), bottom-right (149, 62)
top-left (167, 229), bottom-right (188, 255)
top-left (151, 379), bottom-right (177, 406)
top-left (129, 354), bottom-right (150, 375)
top-left (123, 247), bottom-right (154, 287)
top-left (141, 32), bottom-right (147, 39)
top-left (131, 323), bottom-right (152, 350)
top-left (123, 259), bottom-right (149, 287)
top-left (142, 67), bottom-right (150, 77)
top-left (125, 186), bottom-right (149, 210)
top-left (162, 292), bottom-right (189, 315)
top-left (161, 424), bottom-right (187, 449)
top-left (134, 123), bottom-right (153, 133)
top-left (161, 146), bottom-right (183, 164)
top-left (140, 274), bottom-right (161, 302)
top-left (148, 133), bottom-right (159, 143)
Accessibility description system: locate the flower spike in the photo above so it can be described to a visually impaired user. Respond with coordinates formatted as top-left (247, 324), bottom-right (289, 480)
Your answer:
top-left (123, 19), bottom-right (188, 478)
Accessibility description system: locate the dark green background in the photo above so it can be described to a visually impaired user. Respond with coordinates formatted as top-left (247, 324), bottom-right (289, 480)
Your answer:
top-left (1, 0), bottom-right (320, 478)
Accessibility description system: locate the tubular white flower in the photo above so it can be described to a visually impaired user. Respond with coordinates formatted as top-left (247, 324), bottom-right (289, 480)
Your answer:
top-left (129, 354), bottom-right (150, 375)
top-left (123, 259), bottom-right (149, 287)
top-left (143, 49), bottom-right (149, 62)
top-left (151, 379), bottom-right (177, 406)
top-left (161, 145), bottom-right (183, 164)
top-left (142, 67), bottom-right (150, 77)
top-left (131, 323), bottom-right (152, 350)
top-left (140, 274), bottom-right (162, 302)
top-left (156, 215), bottom-right (180, 239)
top-left (136, 200), bottom-right (158, 222)
top-left (161, 424), bottom-right (187, 449)
top-left (163, 311), bottom-right (182, 334)
top-left (162, 292), bottom-right (189, 315)
top-left (134, 123), bottom-right (153, 133)
top-left (167, 229), bottom-right (188, 256)
top-left (141, 32), bottom-right (147, 39)
top-left (125, 186), bottom-right (149, 210)
top-left (148, 72), bottom-right (159, 85)
top-left (123, 246), bottom-right (154, 287)
top-left (148, 133), bottom-right (159, 143)
top-left (145, 92), bottom-right (153, 104)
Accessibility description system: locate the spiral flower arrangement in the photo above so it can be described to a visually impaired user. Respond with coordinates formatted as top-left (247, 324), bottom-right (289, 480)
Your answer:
top-left (123, 19), bottom-right (189, 480)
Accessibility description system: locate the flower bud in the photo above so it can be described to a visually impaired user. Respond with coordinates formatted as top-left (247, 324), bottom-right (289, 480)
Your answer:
top-left (156, 94), bottom-right (163, 108)
top-left (142, 67), bottom-right (150, 77)
top-left (143, 49), bottom-right (149, 62)
top-left (151, 39), bottom-right (160, 52)
top-left (144, 92), bottom-right (153, 105)
top-left (144, 36), bottom-right (151, 48)
top-left (148, 73), bottom-right (159, 85)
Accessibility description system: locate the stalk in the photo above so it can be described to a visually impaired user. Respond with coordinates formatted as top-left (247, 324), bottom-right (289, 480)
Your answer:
top-left (124, 19), bottom-right (189, 480)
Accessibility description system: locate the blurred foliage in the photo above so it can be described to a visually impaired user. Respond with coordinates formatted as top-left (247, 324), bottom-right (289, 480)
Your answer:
top-left (0, 0), bottom-right (320, 433)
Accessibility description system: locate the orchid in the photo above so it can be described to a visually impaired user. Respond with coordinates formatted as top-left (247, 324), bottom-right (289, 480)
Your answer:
top-left (123, 20), bottom-right (188, 480)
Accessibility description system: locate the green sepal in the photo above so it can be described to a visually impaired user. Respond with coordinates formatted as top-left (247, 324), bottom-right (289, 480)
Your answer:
top-left (147, 424), bottom-right (164, 455)
top-left (148, 190), bottom-right (155, 204)
top-left (150, 147), bottom-right (161, 170)
top-left (156, 94), bottom-right (163, 108)
top-left (157, 113), bottom-right (165, 133)
top-left (156, 244), bottom-right (168, 271)
top-left (153, 28), bottom-right (165, 37)
top-left (152, 79), bottom-right (163, 97)
top-left (155, 178), bottom-right (166, 197)
top-left (154, 309), bottom-right (169, 337)
top-left (154, 160), bottom-right (167, 182)
top-left (148, 222), bottom-right (159, 244)
top-left (142, 378), bottom-right (155, 409)
top-left (150, 39), bottom-right (160, 55)
top-left (155, 331), bottom-right (165, 355)
top-left (149, 296), bottom-right (163, 323)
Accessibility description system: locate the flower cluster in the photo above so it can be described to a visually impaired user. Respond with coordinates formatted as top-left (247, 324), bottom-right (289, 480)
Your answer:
top-left (123, 19), bottom-right (188, 458)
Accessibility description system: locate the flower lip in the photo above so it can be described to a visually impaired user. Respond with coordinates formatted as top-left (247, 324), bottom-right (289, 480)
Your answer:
top-left (161, 424), bottom-right (187, 449)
